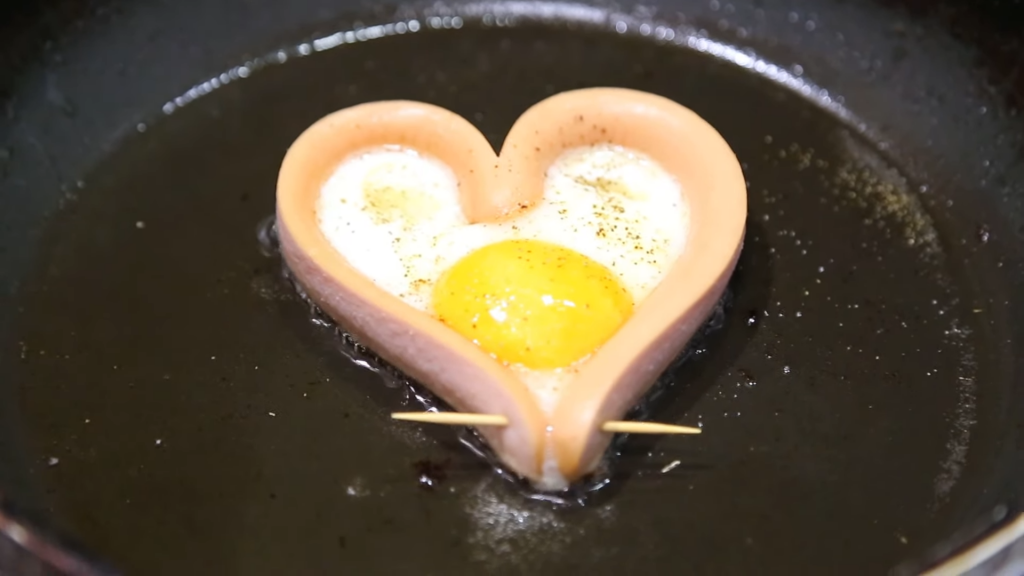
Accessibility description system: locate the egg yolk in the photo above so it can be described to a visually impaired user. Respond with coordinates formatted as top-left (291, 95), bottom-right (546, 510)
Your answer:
top-left (432, 239), bottom-right (634, 370)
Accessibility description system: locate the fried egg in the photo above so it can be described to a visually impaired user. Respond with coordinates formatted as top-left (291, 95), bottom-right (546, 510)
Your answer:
top-left (316, 144), bottom-right (688, 412)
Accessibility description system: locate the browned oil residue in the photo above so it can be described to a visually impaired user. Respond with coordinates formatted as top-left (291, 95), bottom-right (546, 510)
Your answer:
top-left (414, 458), bottom-right (451, 490)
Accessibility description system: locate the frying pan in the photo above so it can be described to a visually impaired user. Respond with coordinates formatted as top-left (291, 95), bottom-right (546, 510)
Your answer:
top-left (0, 0), bottom-right (1022, 574)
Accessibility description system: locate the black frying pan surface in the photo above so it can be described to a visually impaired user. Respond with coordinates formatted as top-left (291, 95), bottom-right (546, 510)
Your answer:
top-left (1, 1), bottom-right (1023, 575)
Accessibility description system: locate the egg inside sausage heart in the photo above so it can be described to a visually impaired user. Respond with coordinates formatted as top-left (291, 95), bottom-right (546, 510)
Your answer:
top-left (317, 142), bottom-right (688, 413)
top-left (276, 87), bottom-right (747, 490)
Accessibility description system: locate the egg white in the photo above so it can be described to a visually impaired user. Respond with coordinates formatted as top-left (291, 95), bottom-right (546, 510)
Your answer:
top-left (316, 143), bottom-right (689, 413)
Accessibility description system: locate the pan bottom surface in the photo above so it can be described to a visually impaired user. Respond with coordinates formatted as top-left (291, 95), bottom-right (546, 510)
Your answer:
top-left (4, 14), bottom-right (1013, 576)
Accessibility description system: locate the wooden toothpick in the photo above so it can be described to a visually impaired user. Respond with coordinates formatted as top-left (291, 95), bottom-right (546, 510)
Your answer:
top-left (391, 412), bottom-right (701, 434)
top-left (391, 412), bottom-right (509, 426)
top-left (602, 421), bottom-right (701, 435)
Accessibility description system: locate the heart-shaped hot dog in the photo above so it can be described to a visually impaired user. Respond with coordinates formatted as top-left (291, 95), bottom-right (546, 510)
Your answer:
top-left (276, 87), bottom-right (746, 489)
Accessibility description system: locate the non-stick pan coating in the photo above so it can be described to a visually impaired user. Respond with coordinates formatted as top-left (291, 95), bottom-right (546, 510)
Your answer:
top-left (1, 1), bottom-right (1023, 574)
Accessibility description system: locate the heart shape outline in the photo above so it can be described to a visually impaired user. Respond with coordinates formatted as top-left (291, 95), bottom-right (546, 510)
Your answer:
top-left (276, 87), bottom-right (746, 487)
